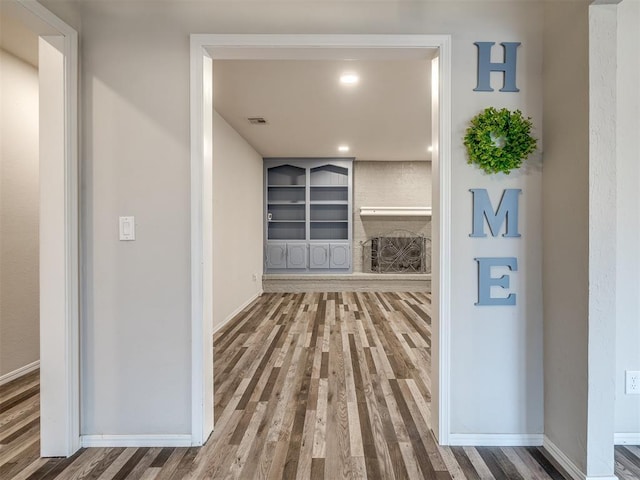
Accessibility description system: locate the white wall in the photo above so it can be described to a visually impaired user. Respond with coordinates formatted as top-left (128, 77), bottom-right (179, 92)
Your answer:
top-left (43, 0), bottom-right (544, 440)
top-left (615, 0), bottom-right (640, 441)
top-left (586, 4), bottom-right (618, 474)
top-left (353, 161), bottom-right (431, 273)
top-left (542, 0), bottom-right (590, 472)
top-left (78, 12), bottom-right (193, 435)
top-left (0, 49), bottom-right (39, 378)
top-left (447, 6), bottom-right (544, 439)
top-left (212, 110), bottom-right (263, 332)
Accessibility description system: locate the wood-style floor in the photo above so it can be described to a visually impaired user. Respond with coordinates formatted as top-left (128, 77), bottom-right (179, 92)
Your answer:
top-left (1, 292), bottom-right (639, 479)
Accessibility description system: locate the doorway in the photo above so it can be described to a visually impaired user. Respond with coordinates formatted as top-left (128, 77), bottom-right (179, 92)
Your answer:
top-left (190, 35), bottom-right (452, 446)
top-left (0, 0), bottom-right (79, 457)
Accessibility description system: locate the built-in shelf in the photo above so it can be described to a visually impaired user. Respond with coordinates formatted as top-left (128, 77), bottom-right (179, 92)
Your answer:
top-left (359, 206), bottom-right (432, 217)
top-left (265, 159), bottom-right (353, 271)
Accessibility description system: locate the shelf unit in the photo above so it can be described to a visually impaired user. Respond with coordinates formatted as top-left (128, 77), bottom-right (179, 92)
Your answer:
top-left (265, 164), bottom-right (306, 241)
top-left (265, 158), bottom-right (353, 273)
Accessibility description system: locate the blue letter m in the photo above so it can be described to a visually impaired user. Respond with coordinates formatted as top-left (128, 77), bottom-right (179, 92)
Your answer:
top-left (470, 189), bottom-right (522, 238)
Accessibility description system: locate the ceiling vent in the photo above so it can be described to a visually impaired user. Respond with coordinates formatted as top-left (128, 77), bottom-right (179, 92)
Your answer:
top-left (248, 117), bottom-right (268, 125)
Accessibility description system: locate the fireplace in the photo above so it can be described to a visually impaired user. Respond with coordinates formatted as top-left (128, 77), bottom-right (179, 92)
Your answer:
top-left (361, 230), bottom-right (430, 274)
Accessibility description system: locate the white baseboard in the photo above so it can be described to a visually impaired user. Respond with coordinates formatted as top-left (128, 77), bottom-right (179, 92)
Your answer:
top-left (448, 433), bottom-right (543, 446)
top-left (615, 433), bottom-right (640, 445)
top-left (544, 435), bottom-right (586, 480)
top-left (0, 360), bottom-right (39, 386)
top-left (213, 290), bottom-right (263, 335)
top-left (543, 435), bottom-right (618, 480)
top-left (81, 434), bottom-right (192, 447)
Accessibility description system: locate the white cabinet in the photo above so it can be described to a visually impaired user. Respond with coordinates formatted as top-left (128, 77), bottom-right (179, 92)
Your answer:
top-left (309, 243), bottom-right (350, 269)
top-left (265, 158), bottom-right (352, 273)
top-left (265, 243), bottom-right (287, 269)
top-left (286, 244), bottom-right (307, 269)
top-left (309, 244), bottom-right (330, 269)
top-left (330, 243), bottom-right (350, 269)
top-left (269, 243), bottom-right (350, 271)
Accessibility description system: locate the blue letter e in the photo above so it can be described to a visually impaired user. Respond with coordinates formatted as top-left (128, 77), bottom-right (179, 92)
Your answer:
top-left (475, 257), bottom-right (518, 306)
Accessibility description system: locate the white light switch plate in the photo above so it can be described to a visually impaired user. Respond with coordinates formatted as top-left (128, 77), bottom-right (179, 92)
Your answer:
top-left (119, 216), bottom-right (135, 241)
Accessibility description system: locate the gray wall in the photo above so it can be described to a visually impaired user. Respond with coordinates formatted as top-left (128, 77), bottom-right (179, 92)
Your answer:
top-left (615, 0), bottom-right (640, 439)
top-left (542, 0), bottom-right (590, 471)
top-left (41, 0), bottom-right (545, 440)
top-left (353, 161), bottom-right (431, 273)
top-left (447, 5), bottom-right (543, 437)
top-left (78, 8), bottom-right (193, 435)
top-left (212, 111), bottom-right (263, 332)
top-left (0, 49), bottom-right (40, 378)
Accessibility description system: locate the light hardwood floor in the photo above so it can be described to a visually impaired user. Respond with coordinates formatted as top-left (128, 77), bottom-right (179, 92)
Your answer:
top-left (1, 292), bottom-right (639, 479)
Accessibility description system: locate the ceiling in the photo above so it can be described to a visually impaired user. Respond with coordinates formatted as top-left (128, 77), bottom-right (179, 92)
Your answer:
top-left (213, 58), bottom-right (433, 161)
top-left (1, 7), bottom-right (435, 162)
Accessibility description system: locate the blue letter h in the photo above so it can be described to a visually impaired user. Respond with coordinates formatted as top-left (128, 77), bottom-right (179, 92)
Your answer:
top-left (474, 41), bottom-right (520, 92)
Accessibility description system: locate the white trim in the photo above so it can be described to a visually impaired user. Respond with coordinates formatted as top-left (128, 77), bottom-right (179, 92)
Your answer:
top-left (449, 433), bottom-right (543, 447)
top-left (190, 34), bottom-right (452, 447)
top-left (81, 435), bottom-right (193, 448)
top-left (587, 3), bottom-right (619, 477)
top-left (544, 435), bottom-right (585, 480)
top-left (0, 361), bottom-right (40, 386)
top-left (12, 0), bottom-right (80, 458)
top-left (213, 291), bottom-right (263, 335)
top-left (196, 34), bottom-right (443, 57)
top-left (201, 52), bottom-right (215, 444)
top-left (359, 206), bottom-right (432, 217)
top-left (434, 39), bottom-right (452, 445)
top-left (190, 35), bottom-right (207, 448)
top-left (615, 433), bottom-right (640, 445)
top-left (543, 435), bottom-right (619, 480)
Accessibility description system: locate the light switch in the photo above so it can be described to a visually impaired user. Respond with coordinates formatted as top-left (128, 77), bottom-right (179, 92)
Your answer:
top-left (119, 216), bottom-right (135, 241)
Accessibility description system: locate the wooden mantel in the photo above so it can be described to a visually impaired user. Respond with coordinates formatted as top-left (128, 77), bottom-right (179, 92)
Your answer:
top-left (359, 206), bottom-right (432, 217)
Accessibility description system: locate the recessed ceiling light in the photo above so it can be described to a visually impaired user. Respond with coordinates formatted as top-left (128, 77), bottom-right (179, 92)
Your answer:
top-left (427, 146), bottom-right (434, 152)
top-left (338, 145), bottom-right (350, 152)
top-left (339, 73), bottom-right (359, 85)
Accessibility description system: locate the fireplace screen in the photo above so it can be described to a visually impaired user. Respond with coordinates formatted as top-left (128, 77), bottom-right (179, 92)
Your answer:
top-left (362, 230), bottom-right (431, 274)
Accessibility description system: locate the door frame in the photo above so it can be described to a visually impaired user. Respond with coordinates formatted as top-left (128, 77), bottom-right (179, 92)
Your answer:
top-left (189, 34), bottom-right (452, 445)
top-left (5, 0), bottom-right (80, 456)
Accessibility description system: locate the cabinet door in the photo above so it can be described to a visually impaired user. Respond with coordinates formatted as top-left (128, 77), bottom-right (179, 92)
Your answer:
top-left (287, 243), bottom-right (307, 269)
top-left (330, 243), bottom-right (350, 269)
top-left (266, 243), bottom-right (287, 269)
top-left (309, 244), bottom-right (330, 269)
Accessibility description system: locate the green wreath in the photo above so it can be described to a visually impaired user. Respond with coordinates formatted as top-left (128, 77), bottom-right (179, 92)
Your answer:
top-left (463, 107), bottom-right (537, 175)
